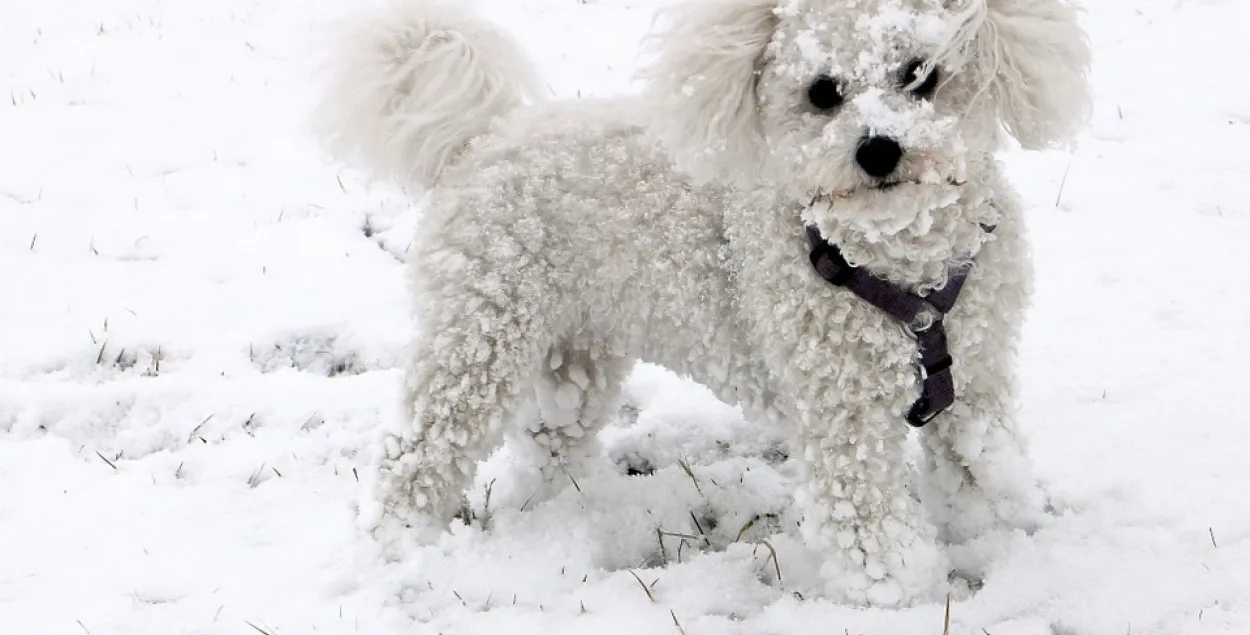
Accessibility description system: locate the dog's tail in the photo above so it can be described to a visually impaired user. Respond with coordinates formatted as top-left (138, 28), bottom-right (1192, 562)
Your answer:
top-left (311, 1), bottom-right (543, 189)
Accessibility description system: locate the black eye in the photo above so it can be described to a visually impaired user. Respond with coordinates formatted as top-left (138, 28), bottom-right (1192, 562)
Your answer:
top-left (807, 75), bottom-right (843, 111)
top-left (901, 59), bottom-right (939, 98)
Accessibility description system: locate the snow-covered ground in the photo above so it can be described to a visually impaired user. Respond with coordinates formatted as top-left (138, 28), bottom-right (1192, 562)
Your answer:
top-left (2, 0), bottom-right (1248, 633)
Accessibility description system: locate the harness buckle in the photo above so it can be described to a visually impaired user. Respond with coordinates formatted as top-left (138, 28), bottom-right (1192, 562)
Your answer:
top-left (906, 396), bottom-right (942, 427)
top-left (906, 305), bottom-right (941, 336)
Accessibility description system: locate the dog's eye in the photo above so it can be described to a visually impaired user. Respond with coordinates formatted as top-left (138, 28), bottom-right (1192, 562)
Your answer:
top-left (900, 59), bottom-right (939, 98)
top-left (806, 76), bottom-right (843, 111)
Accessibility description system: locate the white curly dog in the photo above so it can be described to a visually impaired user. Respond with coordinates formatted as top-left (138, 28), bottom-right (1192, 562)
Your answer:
top-left (313, 0), bottom-right (1090, 607)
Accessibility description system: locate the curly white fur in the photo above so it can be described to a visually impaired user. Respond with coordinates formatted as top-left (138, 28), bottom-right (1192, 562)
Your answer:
top-left (636, 0), bottom-right (779, 185)
top-left (310, 0), bottom-right (544, 188)
top-left (314, 0), bottom-right (1091, 608)
top-left (938, 0), bottom-right (1093, 149)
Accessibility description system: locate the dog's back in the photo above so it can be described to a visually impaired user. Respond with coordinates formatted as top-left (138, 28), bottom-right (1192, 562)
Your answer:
top-left (414, 98), bottom-right (747, 383)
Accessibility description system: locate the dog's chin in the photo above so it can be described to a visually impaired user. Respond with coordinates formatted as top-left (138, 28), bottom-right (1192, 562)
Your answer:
top-left (803, 179), bottom-right (963, 240)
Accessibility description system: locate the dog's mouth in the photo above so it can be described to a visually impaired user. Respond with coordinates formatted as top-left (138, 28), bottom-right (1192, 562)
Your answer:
top-left (811, 178), bottom-right (966, 203)
top-left (871, 180), bottom-right (903, 192)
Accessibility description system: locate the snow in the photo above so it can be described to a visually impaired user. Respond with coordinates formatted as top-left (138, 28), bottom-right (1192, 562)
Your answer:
top-left (2, 0), bottom-right (1249, 633)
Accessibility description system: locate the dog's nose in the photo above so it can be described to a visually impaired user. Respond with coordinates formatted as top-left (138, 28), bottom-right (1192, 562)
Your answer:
top-left (855, 136), bottom-right (903, 178)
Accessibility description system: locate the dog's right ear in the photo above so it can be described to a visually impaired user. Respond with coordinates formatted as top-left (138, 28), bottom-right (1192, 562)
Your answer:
top-left (638, 0), bottom-right (778, 186)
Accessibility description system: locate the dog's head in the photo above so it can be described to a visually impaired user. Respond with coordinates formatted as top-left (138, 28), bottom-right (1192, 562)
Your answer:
top-left (641, 0), bottom-right (1091, 235)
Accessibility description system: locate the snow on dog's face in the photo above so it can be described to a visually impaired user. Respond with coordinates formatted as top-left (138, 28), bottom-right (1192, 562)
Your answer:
top-left (757, 0), bottom-right (980, 236)
top-left (642, 0), bottom-right (1091, 237)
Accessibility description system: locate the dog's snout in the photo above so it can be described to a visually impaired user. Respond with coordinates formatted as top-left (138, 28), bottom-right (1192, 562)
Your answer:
top-left (855, 136), bottom-right (903, 178)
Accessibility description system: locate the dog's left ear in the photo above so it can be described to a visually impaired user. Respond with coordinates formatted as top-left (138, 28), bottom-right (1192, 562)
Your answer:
top-left (946, 0), bottom-right (1093, 150)
top-left (637, 0), bottom-right (779, 185)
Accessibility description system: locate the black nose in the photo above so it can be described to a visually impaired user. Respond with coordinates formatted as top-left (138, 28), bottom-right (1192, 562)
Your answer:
top-left (855, 136), bottom-right (903, 178)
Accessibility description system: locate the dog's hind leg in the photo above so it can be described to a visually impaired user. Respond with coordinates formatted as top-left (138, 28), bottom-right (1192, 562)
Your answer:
top-left (368, 297), bottom-right (546, 545)
top-left (497, 342), bottom-right (631, 507)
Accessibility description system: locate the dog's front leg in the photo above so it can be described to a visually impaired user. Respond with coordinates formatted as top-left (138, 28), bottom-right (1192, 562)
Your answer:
top-left (919, 387), bottom-right (1048, 546)
top-left (917, 221), bottom-right (1049, 546)
top-left (792, 398), bottom-right (947, 607)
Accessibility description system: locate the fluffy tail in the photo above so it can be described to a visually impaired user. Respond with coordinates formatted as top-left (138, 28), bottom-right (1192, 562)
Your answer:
top-left (311, 1), bottom-right (543, 188)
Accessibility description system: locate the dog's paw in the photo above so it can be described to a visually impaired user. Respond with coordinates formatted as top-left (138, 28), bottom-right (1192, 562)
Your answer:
top-left (363, 505), bottom-right (451, 561)
top-left (933, 474), bottom-right (1052, 545)
top-left (820, 562), bottom-right (940, 608)
top-left (478, 437), bottom-right (617, 515)
top-left (823, 570), bottom-right (906, 608)
top-left (476, 461), bottom-right (566, 514)
top-left (813, 521), bottom-right (949, 608)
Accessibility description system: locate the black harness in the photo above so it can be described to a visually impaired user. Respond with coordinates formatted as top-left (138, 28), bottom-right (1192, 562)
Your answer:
top-left (805, 224), bottom-right (992, 427)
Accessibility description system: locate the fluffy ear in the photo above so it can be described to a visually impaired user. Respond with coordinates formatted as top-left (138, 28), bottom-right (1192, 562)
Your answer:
top-left (637, 0), bottom-right (779, 185)
top-left (945, 0), bottom-right (1093, 150)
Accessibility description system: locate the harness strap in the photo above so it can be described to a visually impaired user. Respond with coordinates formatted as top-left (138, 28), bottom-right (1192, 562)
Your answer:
top-left (805, 225), bottom-right (990, 427)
